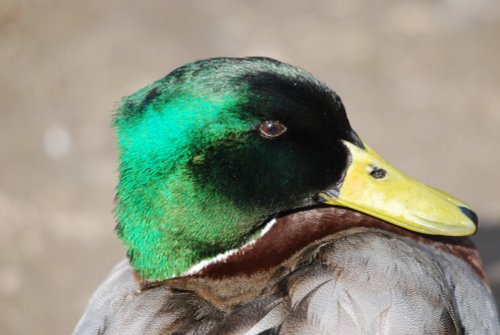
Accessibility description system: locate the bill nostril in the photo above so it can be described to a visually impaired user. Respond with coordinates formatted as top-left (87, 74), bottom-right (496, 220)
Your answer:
top-left (459, 206), bottom-right (479, 226)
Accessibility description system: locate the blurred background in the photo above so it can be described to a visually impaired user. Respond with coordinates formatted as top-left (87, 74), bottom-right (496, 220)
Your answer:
top-left (1, 0), bottom-right (499, 333)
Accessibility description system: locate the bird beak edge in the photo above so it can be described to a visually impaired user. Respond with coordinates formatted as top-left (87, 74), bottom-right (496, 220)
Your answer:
top-left (319, 141), bottom-right (477, 236)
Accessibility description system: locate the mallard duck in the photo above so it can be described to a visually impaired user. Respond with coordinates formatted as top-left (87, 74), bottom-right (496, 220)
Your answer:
top-left (74, 57), bottom-right (499, 334)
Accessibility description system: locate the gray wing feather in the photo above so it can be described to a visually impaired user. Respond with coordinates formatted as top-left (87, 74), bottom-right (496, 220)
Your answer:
top-left (74, 231), bottom-right (499, 334)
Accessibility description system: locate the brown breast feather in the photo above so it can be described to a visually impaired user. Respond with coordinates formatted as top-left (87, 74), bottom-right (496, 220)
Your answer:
top-left (136, 207), bottom-right (487, 293)
top-left (179, 206), bottom-right (486, 283)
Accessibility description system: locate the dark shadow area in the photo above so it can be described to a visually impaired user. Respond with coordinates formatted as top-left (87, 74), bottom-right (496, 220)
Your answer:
top-left (472, 224), bottom-right (500, 312)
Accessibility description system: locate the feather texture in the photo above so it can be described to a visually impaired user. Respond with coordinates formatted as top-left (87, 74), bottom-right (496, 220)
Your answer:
top-left (74, 228), bottom-right (499, 334)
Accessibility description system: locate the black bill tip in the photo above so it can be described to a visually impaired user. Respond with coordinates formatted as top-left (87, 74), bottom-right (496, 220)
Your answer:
top-left (459, 206), bottom-right (479, 227)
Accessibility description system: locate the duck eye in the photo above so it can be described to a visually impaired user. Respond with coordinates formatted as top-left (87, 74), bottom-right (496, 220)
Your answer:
top-left (259, 120), bottom-right (287, 139)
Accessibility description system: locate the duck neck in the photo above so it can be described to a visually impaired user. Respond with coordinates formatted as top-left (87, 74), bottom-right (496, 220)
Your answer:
top-left (115, 169), bottom-right (263, 281)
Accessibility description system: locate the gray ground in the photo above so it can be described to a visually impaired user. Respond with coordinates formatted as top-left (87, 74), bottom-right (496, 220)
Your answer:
top-left (1, 1), bottom-right (499, 334)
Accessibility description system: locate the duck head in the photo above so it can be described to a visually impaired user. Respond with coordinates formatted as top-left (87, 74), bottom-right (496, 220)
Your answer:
top-left (114, 57), bottom-right (477, 281)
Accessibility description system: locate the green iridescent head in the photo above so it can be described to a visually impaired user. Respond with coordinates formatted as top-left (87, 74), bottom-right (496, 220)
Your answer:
top-left (114, 57), bottom-right (360, 280)
top-left (114, 57), bottom-right (478, 281)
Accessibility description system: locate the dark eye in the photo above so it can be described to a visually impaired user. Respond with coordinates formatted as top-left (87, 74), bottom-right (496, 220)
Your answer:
top-left (259, 120), bottom-right (287, 139)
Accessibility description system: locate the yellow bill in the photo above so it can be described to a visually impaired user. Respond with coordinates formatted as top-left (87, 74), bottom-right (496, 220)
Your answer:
top-left (319, 141), bottom-right (477, 236)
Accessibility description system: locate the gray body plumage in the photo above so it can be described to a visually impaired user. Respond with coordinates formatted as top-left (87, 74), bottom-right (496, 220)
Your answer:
top-left (74, 229), bottom-right (499, 334)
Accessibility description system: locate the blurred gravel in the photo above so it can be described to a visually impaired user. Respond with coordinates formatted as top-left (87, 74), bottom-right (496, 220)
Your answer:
top-left (1, 1), bottom-right (499, 333)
